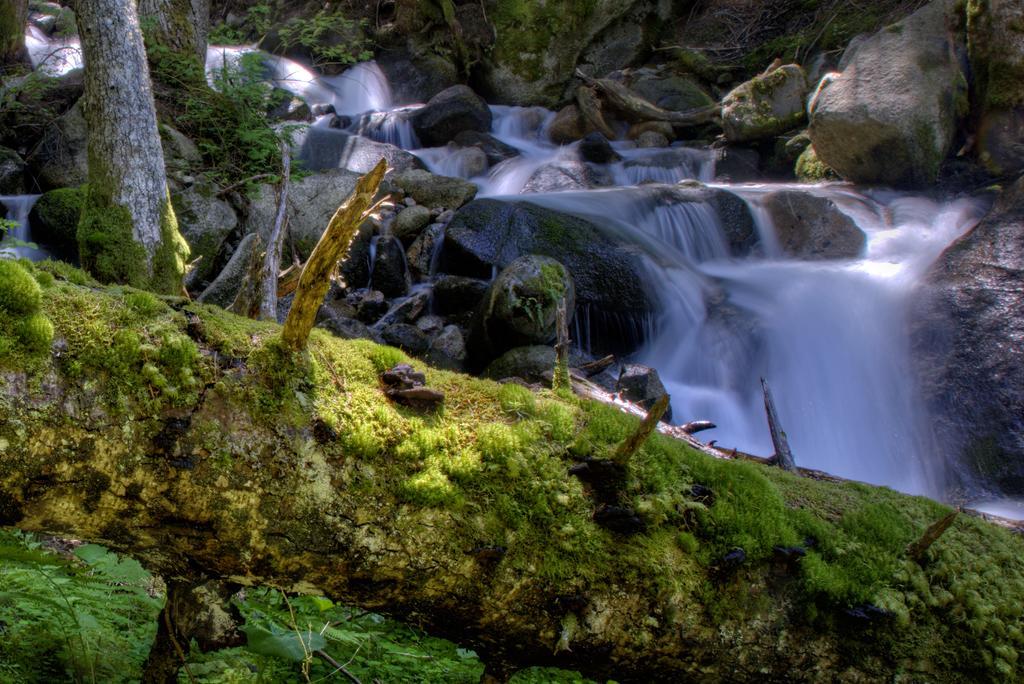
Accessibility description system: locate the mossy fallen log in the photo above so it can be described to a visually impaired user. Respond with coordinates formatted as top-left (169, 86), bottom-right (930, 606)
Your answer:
top-left (2, 259), bottom-right (1024, 681)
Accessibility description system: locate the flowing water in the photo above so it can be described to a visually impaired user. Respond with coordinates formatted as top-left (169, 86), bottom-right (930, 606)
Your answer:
top-left (19, 32), bottom-right (998, 502)
top-left (0, 195), bottom-right (48, 261)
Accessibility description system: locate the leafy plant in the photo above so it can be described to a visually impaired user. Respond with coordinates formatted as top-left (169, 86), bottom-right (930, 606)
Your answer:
top-left (276, 9), bottom-right (372, 69)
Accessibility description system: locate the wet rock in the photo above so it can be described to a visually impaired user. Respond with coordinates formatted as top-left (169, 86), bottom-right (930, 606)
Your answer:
top-left (593, 505), bottom-right (645, 535)
top-left (410, 85), bottom-right (492, 147)
top-left (416, 314), bottom-right (446, 337)
top-left (267, 90), bottom-right (312, 122)
top-left (172, 184), bottom-right (239, 287)
top-left (714, 146), bottom-right (761, 182)
top-left (0, 146), bottom-right (24, 194)
top-left (522, 161), bottom-right (613, 193)
top-left (382, 323), bottom-right (429, 355)
top-left (616, 64), bottom-right (716, 112)
top-left (913, 178), bottom-right (1024, 494)
top-left (636, 131), bottom-right (669, 148)
top-left (340, 221), bottom-right (374, 290)
top-left (476, 255), bottom-right (575, 358)
top-left (392, 169), bottom-right (477, 210)
top-left (316, 313), bottom-right (382, 344)
top-left (406, 223), bottom-right (445, 278)
top-left (197, 233), bottom-right (259, 309)
top-left (578, 133), bottom-right (621, 164)
top-left (722, 64), bottom-right (808, 143)
top-left (621, 147), bottom-right (712, 184)
top-left (616, 363), bottom-right (672, 423)
top-left (549, 104), bottom-right (595, 144)
top-left (392, 205), bottom-right (432, 245)
top-left (809, 0), bottom-right (967, 187)
top-left (374, 290), bottom-right (431, 329)
top-left (377, 46), bottom-right (459, 105)
top-left (27, 100), bottom-right (88, 190)
top-left (453, 130), bottom-right (520, 165)
top-left (356, 290), bottom-right (388, 323)
top-left (484, 345), bottom-right (557, 384)
top-left (433, 275), bottom-right (489, 315)
top-left (425, 324), bottom-right (467, 370)
top-left (443, 198), bottom-right (655, 324)
top-left (627, 121), bottom-right (675, 142)
top-left (760, 190), bottom-right (865, 260)
top-left (292, 127), bottom-right (424, 175)
top-left (371, 236), bottom-right (411, 299)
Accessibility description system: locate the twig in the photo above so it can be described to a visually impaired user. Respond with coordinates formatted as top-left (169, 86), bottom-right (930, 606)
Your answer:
top-left (613, 394), bottom-right (671, 466)
top-left (907, 509), bottom-right (960, 562)
top-left (259, 143), bottom-right (291, 321)
top-left (216, 173), bottom-right (277, 197)
top-left (315, 650), bottom-right (362, 684)
top-left (761, 378), bottom-right (797, 472)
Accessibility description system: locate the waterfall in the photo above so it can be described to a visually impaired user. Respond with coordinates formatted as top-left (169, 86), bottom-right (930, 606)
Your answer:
top-left (26, 25), bottom-right (82, 75)
top-left (1, 195), bottom-right (49, 261)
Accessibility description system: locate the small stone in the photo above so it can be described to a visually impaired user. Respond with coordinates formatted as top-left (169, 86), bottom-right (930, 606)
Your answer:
top-left (636, 131), bottom-right (670, 148)
top-left (578, 132), bottom-right (621, 164)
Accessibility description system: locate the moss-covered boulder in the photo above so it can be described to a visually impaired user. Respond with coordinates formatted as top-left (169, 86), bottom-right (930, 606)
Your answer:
top-left (722, 64), bottom-right (809, 143)
top-left (809, 0), bottom-right (968, 187)
top-left (795, 144), bottom-right (838, 182)
top-left (967, 0), bottom-right (1024, 176)
top-left (474, 255), bottom-right (574, 360)
top-left (484, 345), bottom-right (557, 383)
top-left (172, 184), bottom-right (238, 289)
top-left (0, 259), bottom-right (53, 360)
top-left (28, 185), bottom-right (83, 256)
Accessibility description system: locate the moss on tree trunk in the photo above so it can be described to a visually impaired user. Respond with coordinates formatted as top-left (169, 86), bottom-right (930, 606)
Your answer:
top-left (1, 266), bottom-right (1024, 681)
top-left (0, 0), bottom-right (27, 63)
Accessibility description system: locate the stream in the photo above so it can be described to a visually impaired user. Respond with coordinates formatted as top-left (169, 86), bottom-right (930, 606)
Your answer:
top-left (12, 34), bottom-right (1006, 508)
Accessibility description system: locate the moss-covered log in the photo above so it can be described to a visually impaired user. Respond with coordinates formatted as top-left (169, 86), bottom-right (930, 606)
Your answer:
top-left (2, 262), bottom-right (1024, 681)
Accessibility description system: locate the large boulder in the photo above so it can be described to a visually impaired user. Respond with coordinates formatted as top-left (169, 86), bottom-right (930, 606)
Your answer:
top-left (197, 233), bottom-right (259, 309)
top-left (244, 169), bottom-right (363, 259)
top-left (521, 161), bottom-right (613, 194)
top-left (479, 0), bottom-right (668, 107)
top-left (391, 169), bottom-right (477, 210)
top-left (441, 199), bottom-right (654, 320)
top-left (808, 0), bottom-right (968, 187)
top-left (370, 236), bottom-right (411, 298)
top-left (484, 345), bottom-right (557, 383)
top-left (293, 127), bottom-right (424, 174)
top-left (26, 100), bottom-right (88, 190)
top-left (548, 105), bottom-right (595, 144)
top-left (376, 44), bottom-right (459, 106)
top-left (759, 190), bottom-right (865, 259)
top-left (172, 184), bottom-right (238, 287)
top-left (410, 85), bottom-right (492, 147)
top-left (913, 179), bottom-right (1024, 495)
top-left (613, 65), bottom-right (716, 112)
top-left (722, 65), bottom-right (808, 143)
top-left (28, 185), bottom-right (82, 258)
top-left (967, 0), bottom-right (1024, 176)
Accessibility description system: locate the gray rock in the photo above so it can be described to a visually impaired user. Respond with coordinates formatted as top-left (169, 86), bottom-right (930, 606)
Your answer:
top-left (406, 223), bottom-right (445, 279)
top-left (382, 323), bottom-right (430, 355)
top-left (618, 65), bottom-right (716, 112)
top-left (172, 184), bottom-right (238, 287)
top-left (416, 314), bottom-right (446, 337)
top-left (371, 236), bottom-right (411, 298)
top-left (913, 179), bottom-right (1024, 494)
top-left (808, 0), bottom-right (967, 187)
top-left (356, 290), bottom-right (388, 324)
top-left (27, 100), bottom-right (88, 190)
top-left (392, 205), bottom-right (432, 245)
top-left (446, 145), bottom-right (490, 178)
top-left (433, 275), bottom-right (489, 315)
top-left (636, 131), bottom-right (669, 148)
top-left (548, 105), bottom-right (594, 144)
top-left (392, 169), bottom-right (477, 210)
top-left (722, 64), bottom-right (808, 143)
top-left (340, 222), bottom-right (374, 290)
top-left (627, 121), bottom-right (675, 142)
top-left (245, 169), bottom-right (363, 259)
top-left (616, 363), bottom-right (672, 422)
top-left (484, 345), bottom-right (557, 383)
top-left (316, 312), bottom-right (382, 343)
top-left (197, 233), bottom-right (259, 309)
top-left (377, 45), bottom-right (459, 105)
top-left (425, 324), bottom-right (467, 370)
top-left (0, 146), bottom-right (24, 194)
top-left (476, 255), bottom-right (575, 358)
top-left (410, 85), bottom-right (492, 147)
top-left (453, 130), bottom-right (520, 165)
top-left (293, 126), bottom-right (424, 175)
top-left (374, 290), bottom-right (431, 329)
top-left (442, 198), bottom-right (654, 317)
top-left (522, 161), bottom-right (613, 194)
top-left (760, 190), bottom-right (865, 260)
top-left (714, 146), bottom-right (761, 182)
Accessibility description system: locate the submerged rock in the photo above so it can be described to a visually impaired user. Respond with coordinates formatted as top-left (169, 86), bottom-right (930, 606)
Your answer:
top-left (410, 85), bottom-right (492, 147)
top-left (578, 132), bottom-right (621, 164)
top-left (453, 130), bottom-right (521, 165)
top-left (808, 0), bottom-right (967, 187)
top-left (522, 160), bottom-right (613, 193)
top-left (721, 65), bottom-right (808, 143)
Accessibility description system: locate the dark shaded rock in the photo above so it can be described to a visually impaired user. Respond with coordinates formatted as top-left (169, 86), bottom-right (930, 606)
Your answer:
top-left (28, 185), bottom-right (82, 254)
top-left (416, 314), bottom-right (446, 337)
top-left (443, 199), bottom-right (654, 317)
top-left (476, 255), bottom-right (575, 358)
top-left (636, 131), bottom-right (669, 148)
top-left (0, 146), bottom-right (25, 194)
top-left (27, 100), bottom-right (88, 190)
top-left (382, 363), bottom-right (443, 411)
top-left (913, 180), bottom-right (1024, 494)
top-left (374, 290), bottom-right (431, 329)
top-left (340, 221), bottom-right (374, 290)
top-left (689, 484), bottom-right (715, 506)
top-left (593, 505), bottom-right (645, 535)
top-left (844, 604), bottom-right (893, 623)
top-left (433, 275), bottom-right (489, 315)
top-left (453, 130), bottom-right (520, 165)
top-left (316, 313), bottom-right (382, 344)
top-left (620, 66), bottom-right (715, 111)
top-left (356, 290), bottom-right (388, 324)
top-left (760, 190), bottom-right (865, 259)
top-left (377, 46), bottom-right (459, 106)
top-left (578, 133), bottom-right (621, 164)
top-left (406, 223), bottom-right (445, 278)
top-left (382, 323), bottom-right (429, 355)
top-left (714, 146), bottom-right (761, 182)
top-left (172, 184), bottom-right (238, 287)
top-left (616, 363), bottom-right (672, 423)
top-left (410, 85), bottom-right (492, 147)
top-left (548, 104), bottom-right (594, 144)
top-left (424, 324), bottom-right (467, 371)
top-left (293, 127), bottom-right (424, 175)
top-left (197, 233), bottom-right (259, 309)
top-left (392, 205), bottom-right (432, 245)
top-left (371, 236), bottom-right (411, 298)
top-left (569, 457), bottom-right (627, 505)
top-left (522, 160), bottom-right (614, 194)
top-left (382, 363), bottom-right (426, 388)
top-left (483, 346), bottom-right (556, 384)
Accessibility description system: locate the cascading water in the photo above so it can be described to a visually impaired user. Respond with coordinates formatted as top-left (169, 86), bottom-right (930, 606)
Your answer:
top-left (1, 196), bottom-right (49, 261)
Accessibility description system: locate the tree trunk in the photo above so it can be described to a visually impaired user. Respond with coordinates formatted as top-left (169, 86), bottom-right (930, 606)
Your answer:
top-left (75, 0), bottom-right (190, 294)
top-left (2, 282), bottom-right (1023, 682)
top-left (0, 0), bottom-right (27, 64)
top-left (138, 0), bottom-right (210, 65)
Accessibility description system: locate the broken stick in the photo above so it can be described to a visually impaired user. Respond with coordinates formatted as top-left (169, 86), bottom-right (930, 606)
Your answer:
top-left (761, 378), bottom-right (797, 472)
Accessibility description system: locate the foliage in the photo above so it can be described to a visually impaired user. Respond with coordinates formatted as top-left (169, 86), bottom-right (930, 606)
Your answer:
top-left (276, 9), bottom-right (372, 70)
top-left (0, 258), bottom-right (53, 360)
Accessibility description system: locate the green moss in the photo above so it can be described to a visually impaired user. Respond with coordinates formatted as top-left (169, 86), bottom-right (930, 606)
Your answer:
top-left (32, 186), bottom-right (84, 247)
top-left (16, 313), bottom-right (54, 354)
top-left (795, 146), bottom-right (837, 182)
top-left (0, 259), bottom-right (42, 315)
top-left (0, 260), bottom-right (54, 365)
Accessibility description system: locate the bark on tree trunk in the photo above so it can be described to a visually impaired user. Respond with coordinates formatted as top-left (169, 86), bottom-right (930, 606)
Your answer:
top-left (0, 0), bottom-right (28, 64)
top-left (138, 0), bottom-right (210, 65)
top-left (75, 0), bottom-right (190, 294)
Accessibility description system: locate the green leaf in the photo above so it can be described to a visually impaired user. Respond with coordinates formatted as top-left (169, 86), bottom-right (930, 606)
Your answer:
top-left (241, 622), bottom-right (326, 662)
